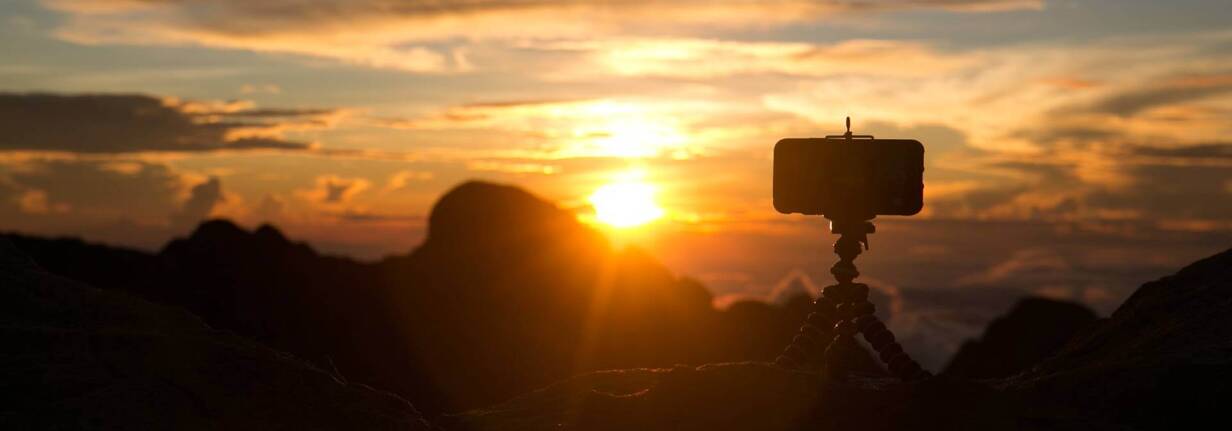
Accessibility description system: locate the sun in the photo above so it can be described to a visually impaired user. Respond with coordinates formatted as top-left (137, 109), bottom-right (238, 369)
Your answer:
top-left (588, 180), bottom-right (665, 228)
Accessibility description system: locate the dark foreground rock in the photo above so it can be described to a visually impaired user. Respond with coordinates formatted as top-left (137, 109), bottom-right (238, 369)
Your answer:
top-left (0, 239), bottom-right (431, 430)
top-left (446, 363), bottom-right (1017, 431)
top-left (448, 247), bottom-right (1232, 431)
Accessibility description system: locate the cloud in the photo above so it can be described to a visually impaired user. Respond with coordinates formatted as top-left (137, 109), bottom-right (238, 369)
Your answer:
top-left (553, 38), bottom-right (971, 79)
top-left (1090, 72), bottom-right (1232, 117)
top-left (372, 98), bottom-right (597, 130)
top-left (0, 93), bottom-right (334, 154)
top-left (254, 194), bottom-right (287, 222)
top-left (330, 209), bottom-right (426, 223)
top-left (5, 159), bottom-right (183, 218)
top-left (172, 176), bottom-right (225, 227)
top-left (43, 0), bottom-right (1040, 73)
top-left (240, 84), bottom-right (282, 95)
top-left (0, 159), bottom-right (235, 242)
top-left (956, 248), bottom-right (1069, 287)
top-left (1114, 143), bottom-right (1232, 170)
top-left (1085, 161), bottom-right (1232, 222)
top-left (0, 177), bottom-right (28, 219)
top-left (301, 175), bottom-right (371, 204)
top-left (1129, 143), bottom-right (1232, 161)
top-left (922, 140), bottom-right (1232, 230)
top-left (467, 160), bottom-right (561, 175)
top-left (324, 180), bottom-right (362, 203)
top-left (384, 170), bottom-right (434, 192)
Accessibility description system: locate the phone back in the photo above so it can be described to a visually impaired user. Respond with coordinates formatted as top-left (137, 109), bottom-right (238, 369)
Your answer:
top-left (773, 138), bottom-right (924, 217)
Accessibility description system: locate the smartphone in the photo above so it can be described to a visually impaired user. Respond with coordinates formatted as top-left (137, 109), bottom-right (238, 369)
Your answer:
top-left (773, 138), bottom-right (924, 218)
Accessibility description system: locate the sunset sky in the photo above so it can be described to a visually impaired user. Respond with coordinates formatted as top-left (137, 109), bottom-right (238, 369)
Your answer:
top-left (2, 1), bottom-right (1230, 360)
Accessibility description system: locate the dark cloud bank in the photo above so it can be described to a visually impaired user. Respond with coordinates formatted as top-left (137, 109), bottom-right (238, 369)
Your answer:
top-left (0, 93), bottom-right (316, 153)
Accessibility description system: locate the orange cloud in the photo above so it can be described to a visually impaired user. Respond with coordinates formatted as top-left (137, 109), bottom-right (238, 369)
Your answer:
top-left (384, 170), bottom-right (434, 192)
top-left (571, 38), bottom-right (971, 79)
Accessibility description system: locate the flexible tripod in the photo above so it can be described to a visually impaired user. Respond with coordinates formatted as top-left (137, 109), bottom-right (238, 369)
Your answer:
top-left (774, 217), bottom-right (931, 381)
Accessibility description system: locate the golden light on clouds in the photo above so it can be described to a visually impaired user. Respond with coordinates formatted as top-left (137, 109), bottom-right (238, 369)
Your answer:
top-left (534, 100), bottom-right (695, 159)
top-left (594, 38), bottom-right (969, 79)
top-left (580, 117), bottom-right (688, 159)
top-left (392, 99), bottom-right (699, 159)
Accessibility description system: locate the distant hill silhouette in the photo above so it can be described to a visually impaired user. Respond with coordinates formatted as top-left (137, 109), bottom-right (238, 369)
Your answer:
top-left (943, 297), bottom-right (1097, 379)
top-left (3, 181), bottom-right (818, 416)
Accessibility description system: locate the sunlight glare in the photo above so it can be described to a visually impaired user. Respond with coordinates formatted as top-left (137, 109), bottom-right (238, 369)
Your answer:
top-left (588, 177), bottom-right (665, 228)
top-left (554, 101), bottom-right (690, 159)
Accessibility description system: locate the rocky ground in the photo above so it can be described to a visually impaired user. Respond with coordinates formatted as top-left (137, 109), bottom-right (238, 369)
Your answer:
top-left (449, 247), bottom-right (1232, 431)
top-left (0, 238), bottom-right (431, 430)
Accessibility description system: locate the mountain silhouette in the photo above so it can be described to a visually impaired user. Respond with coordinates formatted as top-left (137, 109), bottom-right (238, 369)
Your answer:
top-left (3, 181), bottom-right (823, 416)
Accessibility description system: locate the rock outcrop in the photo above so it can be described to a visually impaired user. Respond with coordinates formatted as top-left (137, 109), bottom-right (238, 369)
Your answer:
top-left (0, 238), bottom-right (431, 430)
top-left (1007, 247), bottom-right (1232, 428)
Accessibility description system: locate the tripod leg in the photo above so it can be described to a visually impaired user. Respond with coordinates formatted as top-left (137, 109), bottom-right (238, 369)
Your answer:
top-left (826, 282), bottom-right (930, 381)
top-left (822, 312), bottom-right (861, 378)
top-left (852, 303), bottom-right (931, 381)
top-left (775, 293), bottom-right (840, 369)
